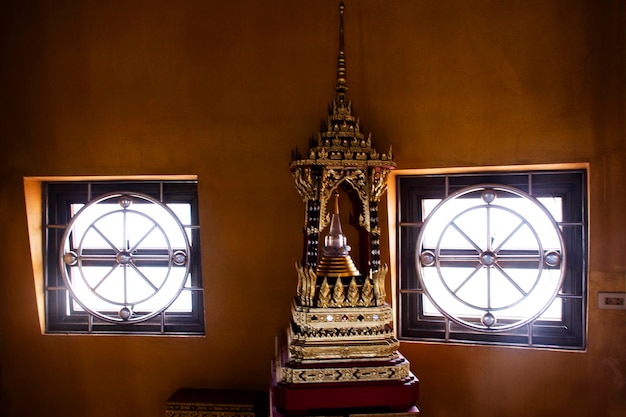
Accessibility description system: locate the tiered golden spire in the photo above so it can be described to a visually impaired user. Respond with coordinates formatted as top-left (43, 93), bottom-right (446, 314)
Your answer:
top-left (289, 2), bottom-right (394, 169)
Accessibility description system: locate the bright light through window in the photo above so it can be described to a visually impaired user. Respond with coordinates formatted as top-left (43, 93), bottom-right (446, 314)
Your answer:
top-left (416, 185), bottom-right (566, 331)
top-left (421, 196), bottom-right (563, 321)
top-left (67, 202), bottom-right (193, 314)
top-left (395, 168), bottom-right (587, 349)
top-left (42, 180), bottom-right (204, 335)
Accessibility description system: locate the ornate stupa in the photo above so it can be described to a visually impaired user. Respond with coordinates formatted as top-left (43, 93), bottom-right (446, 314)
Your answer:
top-left (270, 3), bottom-right (419, 416)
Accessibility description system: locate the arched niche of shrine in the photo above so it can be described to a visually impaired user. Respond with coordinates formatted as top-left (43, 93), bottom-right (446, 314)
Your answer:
top-left (317, 180), bottom-right (371, 274)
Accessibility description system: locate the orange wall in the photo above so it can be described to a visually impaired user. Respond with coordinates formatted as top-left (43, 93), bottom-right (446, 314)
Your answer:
top-left (0, 1), bottom-right (624, 416)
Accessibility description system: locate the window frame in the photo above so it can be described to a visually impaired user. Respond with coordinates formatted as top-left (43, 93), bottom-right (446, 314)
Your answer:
top-left (43, 179), bottom-right (205, 335)
top-left (390, 165), bottom-right (588, 350)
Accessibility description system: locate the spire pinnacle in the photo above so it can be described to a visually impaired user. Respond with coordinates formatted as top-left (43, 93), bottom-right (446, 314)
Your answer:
top-left (332, 190), bottom-right (340, 215)
top-left (335, 2), bottom-right (348, 101)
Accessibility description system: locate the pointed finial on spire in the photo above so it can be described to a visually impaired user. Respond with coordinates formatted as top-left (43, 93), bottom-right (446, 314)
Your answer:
top-left (332, 190), bottom-right (340, 215)
top-left (335, 2), bottom-right (348, 102)
top-left (324, 191), bottom-right (348, 256)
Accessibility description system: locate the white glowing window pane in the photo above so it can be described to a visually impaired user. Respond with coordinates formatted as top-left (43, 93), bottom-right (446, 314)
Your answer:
top-left (421, 267), bottom-right (563, 321)
top-left (420, 195), bottom-right (564, 323)
top-left (71, 203), bottom-right (192, 247)
top-left (70, 274), bottom-right (192, 313)
top-left (422, 197), bottom-right (562, 250)
top-left (423, 296), bottom-right (562, 321)
top-left (68, 202), bottom-right (193, 314)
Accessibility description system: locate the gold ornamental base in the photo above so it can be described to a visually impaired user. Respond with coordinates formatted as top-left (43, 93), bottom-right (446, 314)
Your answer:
top-left (288, 301), bottom-right (399, 363)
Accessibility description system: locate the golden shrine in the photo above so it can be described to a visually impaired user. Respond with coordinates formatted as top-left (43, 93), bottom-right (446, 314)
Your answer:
top-left (270, 3), bottom-right (419, 416)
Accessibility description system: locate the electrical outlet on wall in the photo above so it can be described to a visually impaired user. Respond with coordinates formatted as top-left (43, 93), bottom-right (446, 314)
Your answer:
top-left (598, 292), bottom-right (626, 310)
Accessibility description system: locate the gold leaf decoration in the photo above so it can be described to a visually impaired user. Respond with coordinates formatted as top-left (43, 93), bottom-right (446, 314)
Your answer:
top-left (347, 277), bottom-right (359, 307)
top-left (317, 277), bottom-right (331, 308)
top-left (330, 277), bottom-right (345, 307)
top-left (359, 277), bottom-right (374, 307)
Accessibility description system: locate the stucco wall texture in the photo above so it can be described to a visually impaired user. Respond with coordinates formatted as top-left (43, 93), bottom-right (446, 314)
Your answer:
top-left (0, 1), bottom-right (624, 416)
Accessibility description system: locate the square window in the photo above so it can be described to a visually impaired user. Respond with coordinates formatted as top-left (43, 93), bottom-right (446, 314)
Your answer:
top-left (42, 179), bottom-right (204, 335)
top-left (391, 167), bottom-right (587, 349)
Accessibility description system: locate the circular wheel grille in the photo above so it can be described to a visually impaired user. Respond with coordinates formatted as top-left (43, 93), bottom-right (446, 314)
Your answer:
top-left (59, 192), bottom-right (191, 323)
top-left (416, 184), bottom-right (566, 331)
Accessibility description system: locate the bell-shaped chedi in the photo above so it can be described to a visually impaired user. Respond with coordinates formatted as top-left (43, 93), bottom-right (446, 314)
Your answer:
top-left (316, 191), bottom-right (360, 277)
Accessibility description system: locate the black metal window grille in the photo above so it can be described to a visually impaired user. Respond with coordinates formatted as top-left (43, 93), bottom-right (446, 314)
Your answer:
top-left (396, 169), bottom-right (587, 349)
top-left (44, 180), bottom-right (204, 335)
